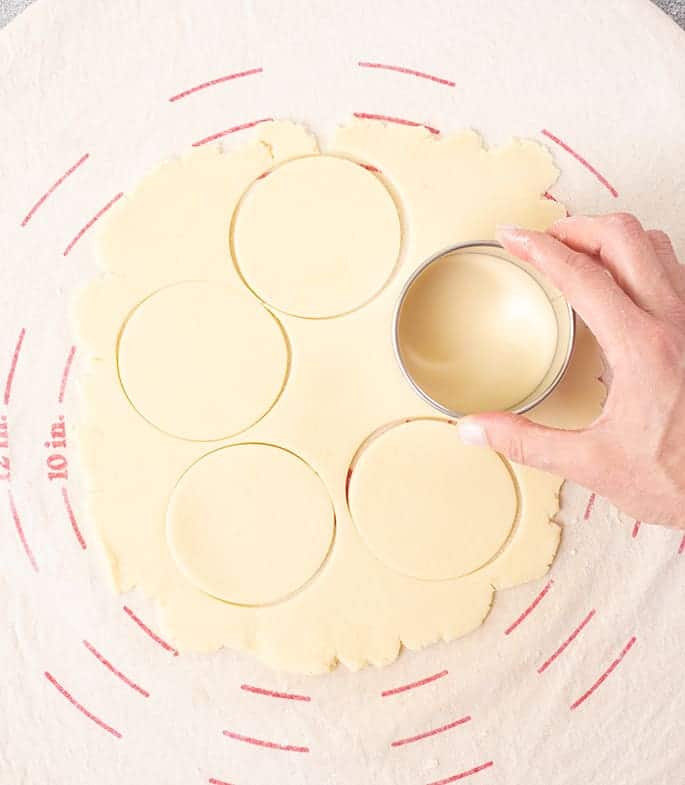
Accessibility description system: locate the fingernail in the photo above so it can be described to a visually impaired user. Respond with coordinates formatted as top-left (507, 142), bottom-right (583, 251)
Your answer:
top-left (496, 224), bottom-right (527, 246)
top-left (457, 419), bottom-right (489, 447)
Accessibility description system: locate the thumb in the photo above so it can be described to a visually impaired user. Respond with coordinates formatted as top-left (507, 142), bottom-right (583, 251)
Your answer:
top-left (457, 412), bottom-right (597, 481)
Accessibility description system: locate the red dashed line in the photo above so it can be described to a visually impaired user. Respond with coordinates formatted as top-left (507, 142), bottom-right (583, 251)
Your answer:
top-left (381, 669), bottom-right (448, 697)
top-left (63, 192), bottom-right (124, 256)
top-left (583, 493), bottom-right (596, 521)
top-left (678, 534), bottom-right (685, 556)
top-left (353, 112), bottom-right (440, 135)
top-left (21, 153), bottom-right (90, 227)
top-left (208, 779), bottom-right (234, 785)
top-left (632, 520), bottom-right (641, 539)
top-left (58, 346), bottom-right (76, 404)
top-left (391, 715), bottom-right (471, 747)
top-left (4, 328), bottom-right (26, 406)
top-left (541, 129), bottom-right (618, 198)
top-left (504, 580), bottom-right (553, 635)
top-left (83, 640), bottom-right (149, 697)
top-left (359, 163), bottom-right (381, 173)
top-left (192, 118), bottom-right (273, 147)
top-left (570, 636), bottom-right (637, 710)
top-left (8, 488), bottom-right (38, 572)
top-left (357, 62), bottom-right (455, 87)
top-left (538, 609), bottom-right (596, 673)
top-left (427, 760), bottom-right (494, 785)
top-left (169, 68), bottom-right (263, 102)
top-left (123, 605), bottom-right (179, 656)
top-left (44, 671), bottom-right (122, 738)
top-left (223, 730), bottom-right (309, 753)
top-left (62, 487), bottom-right (87, 550)
top-left (241, 684), bottom-right (311, 702)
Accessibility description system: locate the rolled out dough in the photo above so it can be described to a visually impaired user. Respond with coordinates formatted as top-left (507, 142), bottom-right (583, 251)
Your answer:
top-left (75, 119), bottom-right (604, 673)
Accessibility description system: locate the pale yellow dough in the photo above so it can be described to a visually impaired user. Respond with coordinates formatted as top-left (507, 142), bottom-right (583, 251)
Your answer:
top-left (348, 419), bottom-right (518, 580)
top-left (118, 282), bottom-right (288, 440)
top-left (167, 444), bottom-right (335, 605)
top-left (76, 120), bottom-right (604, 673)
top-left (233, 155), bottom-right (401, 318)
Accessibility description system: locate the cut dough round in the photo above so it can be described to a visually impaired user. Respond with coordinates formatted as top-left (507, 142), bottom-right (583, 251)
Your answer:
top-left (348, 419), bottom-right (518, 580)
top-left (232, 155), bottom-right (401, 318)
top-left (167, 444), bottom-right (335, 606)
top-left (117, 282), bottom-right (288, 441)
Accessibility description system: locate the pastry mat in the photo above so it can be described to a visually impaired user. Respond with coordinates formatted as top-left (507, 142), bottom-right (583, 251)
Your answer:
top-left (1, 1), bottom-right (684, 783)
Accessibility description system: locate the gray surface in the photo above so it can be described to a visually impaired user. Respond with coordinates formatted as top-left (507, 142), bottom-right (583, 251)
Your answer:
top-left (1, 0), bottom-right (685, 28)
top-left (1, 0), bottom-right (36, 27)
top-left (655, 0), bottom-right (685, 25)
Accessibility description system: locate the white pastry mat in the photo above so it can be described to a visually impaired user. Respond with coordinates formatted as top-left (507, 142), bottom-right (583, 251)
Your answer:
top-left (1, 1), bottom-right (684, 782)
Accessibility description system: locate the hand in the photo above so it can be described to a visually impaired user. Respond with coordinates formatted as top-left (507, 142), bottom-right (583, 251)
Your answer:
top-left (457, 213), bottom-right (685, 529)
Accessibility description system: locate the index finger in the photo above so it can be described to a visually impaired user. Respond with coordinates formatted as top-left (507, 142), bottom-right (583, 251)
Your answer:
top-left (549, 214), bottom-right (678, 315)
top-left (495, 225), bottom-right (648, 357)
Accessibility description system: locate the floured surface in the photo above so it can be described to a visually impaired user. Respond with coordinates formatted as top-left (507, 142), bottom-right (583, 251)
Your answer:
top-left (76, 119), bottom-right (603, 672)
top-left (2, 1), bottom-right (685, 784)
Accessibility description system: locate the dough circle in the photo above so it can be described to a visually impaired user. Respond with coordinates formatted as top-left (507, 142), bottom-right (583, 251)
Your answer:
top-left (117, 282), bottom-right (288, 441)
top-left (232, 155), bottom-right (401, 318)
top-left (166, 443), bottom-right (335, 606)
top-left (348, 419), bottom-right (518, 580)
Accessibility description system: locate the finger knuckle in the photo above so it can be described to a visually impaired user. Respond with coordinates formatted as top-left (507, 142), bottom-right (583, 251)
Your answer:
top-left (669, 300), bottom-right (685, 326)
top-left (646, 229), bottom-right (675, 255)
top-left (562, 249), bottom-right (596, 276)
top-left (561, 248), bottom-right (581, 267)
top-left (607, 212), bottom-right (643, 237)
top-left (504, 436), bottom-right (528, 465)
top-left (646, 228), bottom-right (670, 245)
